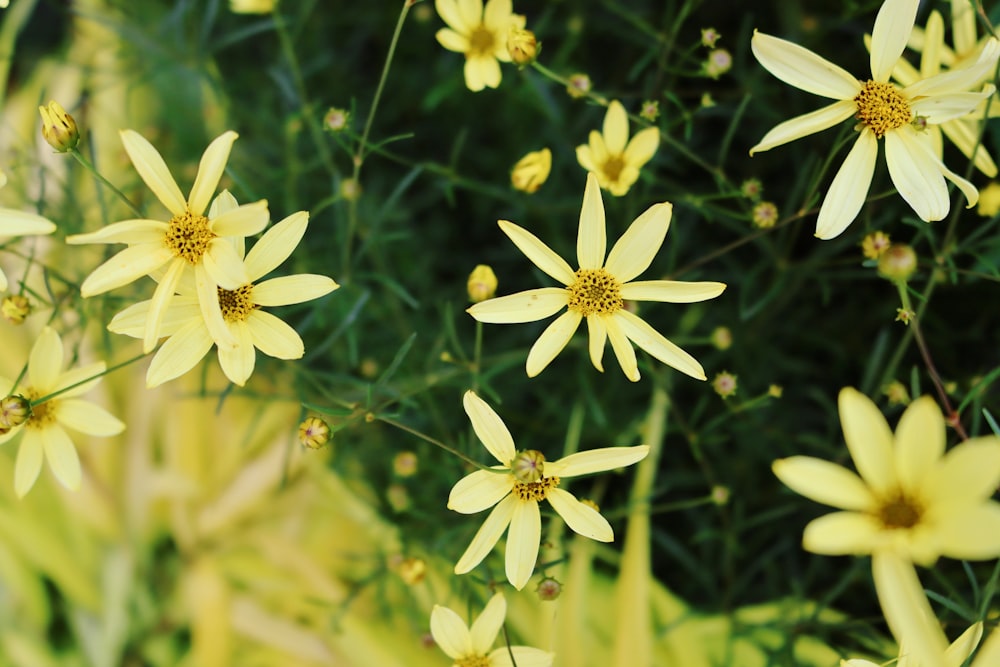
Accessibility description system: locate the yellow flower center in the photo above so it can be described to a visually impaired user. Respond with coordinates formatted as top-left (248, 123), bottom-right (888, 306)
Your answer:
top-left (22, 388), bottom-right (55, 430)
top-left (468, 26), bottom-right (495, 57)
top-left (876, 492), bottom-right (924, 530)
top-left (854, 80), bottom-right (912, 139)
top-left (166, 211), bottom-right (216, 264)
top-left (456, 656), bottom-right (491, 667)
top-left (512, 475), bottom-right (560, 502)
top-left (217, 284), bottom-right (257, 323)
top-left (568, 268), bottom-right (623, 316)
top-left (602, 156), bottom-right (625, 183)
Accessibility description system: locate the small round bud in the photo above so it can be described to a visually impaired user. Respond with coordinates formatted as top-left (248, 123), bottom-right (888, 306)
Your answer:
top-left (511, 449), bottom-right (545, 483)
top-left (393, 451), bottom-right (418, 478)
top-left (751, 201), bottom-right (778, 229)
top-left (768, 384), bottom-right (783, 398)
top-left (359, 358), bottom-right (379, 379)
top-left (386, 483), bottom-right (411, 512)
top-left (704, 49), bottom-right (732, 78)
top-left (877, 244), bottom-right (917, 282)
top-left (507, 27), bottom-right (538, 66)
top-left (712, 372), bottom-right (738, 399)
top-left (710, 326), bottom-right (732, 351)
top-left (511, 148), bottom-right (551, 194)
top-left (396, 557), bottom-right (427, 585)
top-left (340, 178), bottom-right (362, 202)
top-left (740, 179), bottom-right (763, 200)
top-left (882, 381), bottom-right (911, 406)
top-left (710, 485), bottom-right (730, 506)
top-left (0, 395), bottom-right (31, 430)
top-left (467, 264), bottom-right (498, 303)
top-left (38, 101), bottom-right (80, 153)
top-left (323, 107), bottom-right (350, 133)
top-left (535, 576), bottom-right (562, 601)
top-left (639, 100), bottom-right (660, 122)
top-left (2, 295), bottom-right (31, 324)
top-left (566, 73), bottom-right (592, 99)
top-left (861, 231), bottom-right (891, 260)
top-left (298, 416), bottom-right (330, 449)
top-left (700, 27), bottom-right (721, 48)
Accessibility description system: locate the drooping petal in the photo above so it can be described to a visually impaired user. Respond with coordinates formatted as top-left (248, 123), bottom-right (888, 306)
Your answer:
top-left (931, 503), bottom-right (1000, 560)
top-left (489, 646), bottom-right (555, 667)
top-left (605, 312), bottom-right (639, 381)
top-left (497, 221), bottom-right (576, 285)
top-left (217, 323), bottom-right (256, 386)
top-left (467, 288), bottom-right (568, 324)
top-left (935, 146), bottom-right (981, 208)
top-left (188, 131), bottom-right (238, 215)
top-left (613, 309), bottom-right (706, 380)
top-left (468, 593), bottom-right (506, 654)
top-left (210, 200), bottom-right (269, 238)
top-left (454, 494), bottom-right (516, 574)
top-left (547, 447), bottom-right (648, 480)
top-left (196, 264), bottom-right (237, 348)
top-left (577, 173), bottom-right (607, 270)
top-left (14, 430), bottom-right (44, 497)
top-left (57, 400), bottom-right (124, 436)
top-left (772, 457), bottom-right (877, 511)
top-left (252, 275), bottom-right (338, 307)
top-left (143, 257), bottom-right (185, 353)
top-left (505, 499), bottom-right (541, 590)
top-left (0, 210), bottom-right (57, 236)
top-left (871, 551), bottom-right (948, 667)
top-left (885, 128), bottom-right (950, 222)
top-left (815, 130), bottom-right (878, 240)
top-left (525, 310), bottom-right (582, 377)
top-left (620, 280), bottom-right (726, 303)
top-left (463, 390), bottom-right (517, 464)
top-left (749, 100), bottom-right (858, 155)
top-left (603, 203), bottom-right (672, 282)
top-left (602, 101), bottom-right (630, 155)
top-left (751, 31), bottom-right (862, 100)
top-left (65, 219), bottom-right (168, 245)
top-left (893, 396), bottom-right (945, 492)
top-left (436, 27), bottom-right (470, 52)
top-left (448, 469), bottom-right (513, 514)
top-left (801, 511), bottom-right (882, 554)
top-left (838, 387), bottom-right (896, 496)
top-left (145, 319), bottom-right (215, 388)
top-left (29, 326), bottom-right (63, 390)
top-left (546, 487), bottom-right (613, 541)
top-left (120, 129), bottom-right (186, 217)
top-left (429, 605), bottom-right (472, 660)
top-left (586, 314), bottom-right (607, 372)
top-left (623, 127), bottom-right (660, 169)
top-left (870, 0), bottom-right (919, 82)
top-left (41, 426), bottom-right (81, 492)
top-left (246, 311), bottom-right (303, 360)
top-left (243, 211), bottom-right (308, 279)
top-left (79, 244), bottom-right (174, 296)
top-left (203, 238), bottom-right (249, 290)
top-left (924, 438), bottom-right (1000, 507)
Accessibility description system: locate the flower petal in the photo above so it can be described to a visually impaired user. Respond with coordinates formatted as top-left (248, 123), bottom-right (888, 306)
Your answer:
top-left (925, 438), bottom-right (1000, 507)
top-left (465, 56), bottom-right (501, 91)
top-left (546, 445), bottom-right (649, 478)
top-left (546, 487), bottom-right (613, 542)
top-left (576, 144), bottom-right (598, 173)
top-left (605, 312), bottom-right (639, 381)
top-left (871, 551), bottom-right (948, 667)
top-left (482, 0), bottom-right (511, 33)
top-left (435, 0), bottom-right (469, 32)
top-left (577, 173), bottom-right (607, 270)
top-left (210, 200), bottom-right (269, 238)
top-left (246, 311), bottom-right (303, 360)
top-left (463, 390), bottom-right (516, 464)
top-left (931, 503), bottom-right (1000, 560)
top-left (252, 275), bottom-right (338, 307)
top-left (620, 280), bottom-right (726, 303)
top-left (109, 298), bottom-right (200, 338)
top-left (815, 130), bottom-right (878, 240)
top-left (751, 30), bottom-right (861, 100)
top-left (904, 38), bottom-right (1000, 98)
top-left (602, 100), bottom-right (630, 156)
top-left (204, 238), bottom-right (249, 290)
top-left (489, 647), bottom-right (555, 667)
top-left (801, 511), bottom-right (882, 555)
top-left (604, 203), bottom-right (672, 283)
top-left (217, 323), bottom-right (255, 386)
top-left (911, 91), bottom-right (995, 124)
top-left (750, 100), bottom-right (858, 155)
top-left (14, 430), bottom-right (44, 497)
top-left (498, 220), bottom-right (576, 285)
top-left (143, 257), bottom-right (185, 353)
top-left (187, 131), bottom-right (238, 215)
top-left (613, 309), bottom-right (706, 380)
top-left (893, 396), bottom-right (944, 492)
top-left (57, 400), bottom-right (124, 436)
top-left (838, 387), bottom-right (896, 496)
top-left (145, 319), bottom-right (215, 388)
top-left (943, 622), bottom-right (983, 667)
top-left (429, 605), bottom-right (472, 660)
top-left (885, 127), bottom-right (950, 222)
top-left (41, 426), bottom-right (81, 492)
top-left (457, 0), bottom-right (483, 31)
top-left (29, 327), bottom-right (63, 390)
top-left (505, 499), bottom-right (540, 590)
top-left (448, 468), bottom-right (513, 514)
top-left (870, 0), bottom-right (919, 82)
top-left (623, 127), bottom-right (660, 169)
top-left (196, 264), bottom-right (237, 348)
top-left (0, 210), bottom-right (56, 236)
top-left (120, 129), bottom-right (186, 217)
top-left (525, 310), bottom-right (582, 377)
top-left (469, 593), bottom-right (505, 654)
top-left (772, 456), bottom-right (876, 510)
top-left (65, 219), bottom-right (168, 245)
top-left (79, 244), bottom-right (174, 296)
top-left (244, 211), bottom-right (308, 280)
top-left (53, 362), bottom-right (105, 398)
top-left (454, 494), bottom-right (516, 574)
top-left (436, 27), bottom-right (469, 52)
top-left (586, 314), bottom-right (607, 372)
top-left (467, 288), bottom-right (568, 324)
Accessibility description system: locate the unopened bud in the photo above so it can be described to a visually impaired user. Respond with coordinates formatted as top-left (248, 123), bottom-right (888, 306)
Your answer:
top-left (298, 416), bottom-right (330, 449)
top-left (467, 264), bottom-right (498, 303)
top-left (511, 449), bottom-right (545, 483)
top-left (877, 244), bottom-right (917, 282)
top-left (511, 148), bottom-right (551, 194)
top-left (2, 295), bottom-right (31, 324)
top-left (0, 395), bottom-right (31, 430)
top-left (38, 101), bottom-right (80, 152)
top-left (536, 576), bottom-right (562, 601)
top-left (396, 557), bottom-right (427, 585)
top-left (507, 27), bottom-right (538, 66)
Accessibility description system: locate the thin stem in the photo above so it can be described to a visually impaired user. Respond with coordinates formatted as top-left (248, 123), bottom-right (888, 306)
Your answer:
top-left (376, 414), bottom-right (494, 470)
top-left (29, 352), bottom-right (148, 407)
top-left (68, 148), bottom-right (144, 218)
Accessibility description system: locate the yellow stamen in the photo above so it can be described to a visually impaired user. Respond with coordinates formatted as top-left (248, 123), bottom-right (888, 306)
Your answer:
top-left (854, 80), bottom-right (912, 139)
top-left (166, 212), bottom-right (216, 263)
top-left (602, 156), bottom-right (625, 183)
top-left (568, 268), bottom-right (622, 316)
top-left (877, 492), bottom-right (924, 529)
top-left (22, 388), bottom-right (55, 429)
top-left (468, 26), bottom-right (495, 57)
top-left (218, 284), bottom-right (256, 322)
top-left (513, 475), bottom-right (560, 502)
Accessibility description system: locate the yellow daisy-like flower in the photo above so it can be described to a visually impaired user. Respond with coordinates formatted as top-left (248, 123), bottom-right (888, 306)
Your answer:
top-left (449, 391), bottom-right (648, 590)
top-left (108, 193), bottom-right (339, 388)
top-left (430, 593), bottom-right (554, 667)
top-left (435, 0), bottom-right (525, 92)
top-left (0, 209), bottom-right (56, 292)
top-left (66, 130), bottom-right (269, 354)
top-left (575, 100), bottom-right (659, 196)
top-left (468, 173), bottom-right (726, 382)
top-left (773, 387), bottom-right (1000, 564)
top-left (0, 327), bottom-right (124, 497)
top-left (750, 0), bottom-right (1000, 239)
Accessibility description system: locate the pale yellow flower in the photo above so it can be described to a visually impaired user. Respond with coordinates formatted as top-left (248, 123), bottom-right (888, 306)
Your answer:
top-left (0, 209), bottom-right (56, 291)
top-left (449, 391), bottom-right (648, 589)
top-left (430, 593), bottom-right (554, 666)
top-left (0, 327), bottom-right (124, 497)
top-left (576, 100), bottom-right (659, 196)
top-left (108, 193), bottom-right (338, 387)
top-left (468, 173), bottom-right (725, 382)
top-left (67, 130), bottom-right (269, 354)
top-left (978, 181), bottom-right (1000, 217)
top-left (773, 388), bottom-right (1000, 564)
top-left (435, 0), bottom-right (525, 92)
top-left (750, 0), bottom-right (999, 239)
top-left (511, 147), bottom-right (551, 193)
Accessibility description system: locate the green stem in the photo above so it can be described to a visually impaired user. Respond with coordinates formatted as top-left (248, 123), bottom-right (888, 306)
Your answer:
top-left (29, 352), bottom-right (148, 407)
top-left (68, 148), bottom-right (144, 218)
top-left (376, 414), bottom-right (495, 470)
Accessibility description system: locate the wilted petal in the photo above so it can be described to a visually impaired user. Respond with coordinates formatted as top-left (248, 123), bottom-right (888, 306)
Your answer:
top-left (525, 310), bottom-right (582, 377)
top-left (448, 469), bottom-right (513, 514)
top-left (454, 495), bottom-right (516, 574)
top-left (463, 390), bottom-right (517, 464)
top-left (246, 311), bottom-right (303, 360)
top-left (815, 130), bottom-right (878, 239)
top-left (577, 173), bottom-right (607, 270)
top-left (467, 288), bottom-right (568, 324)
top-left (870, 0), bottom-right (919, 82)
top-left (188, 131), bottom-right (238, 215)
top-left (751, 31), bottom-right (861, 100)
top-left (546, 487), bottom-right (613, 541)
top-left (620, 280), bottom-right (726, 303)
top-left (468, 593), bottom-right (505, 654)
top-left (57, 400), bottom-right (124, 436)
top-left (120, 129), bottom-right (186, 216)
top-left (604, 203), bottom-right (672, 283)
top-left (505, 499), bottom-right (541, 590)
top-left (498, 220), bottom-right (576, 285)
top-left (772, 457), bottom-right (876, 510)
top-left (546, 445), bottom-right (649, 478)
top-left (886, 128), bottom-right (950, 222)
top-left (244, 211), bottom-right (308, 280)
top-left (750, 100), bottom-right (857, 155)
top-left (429, 605), bottom-right (471, 660)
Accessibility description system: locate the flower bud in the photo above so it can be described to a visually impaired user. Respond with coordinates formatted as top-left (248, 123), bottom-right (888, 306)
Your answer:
top-left (712, 371), bottom-right (738, 399)
top-left (467, 264), bottom-right (498, 303)
top-left (566, 73), bottom-right (592, 99)
top-left (323, 107), bottom-right (350, 133)
top-left (507, 27), bottom-right (538, 66)
top-left (298, 416), bottom-right (330, 449)
top-left (704, 49), bottom-right (732, 78)
top-left (38, 101), bottom-right (80, 152)
top-left (511, 148), bottom-right (551, 194)
top-left (393, 451), bottom-right (418, 477)
top-left (2, 295), bottom-right (31, 324)
top-left (396, 557), bottom-right (426, 585)
top-left (877, 244), bottom-right (917, 282)
top-left (0, 395), bottom-right (31, 430)
top-left (536, 576), bottom-right (562, 601)
top-left (511, 449), bottom-right (545, 483)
